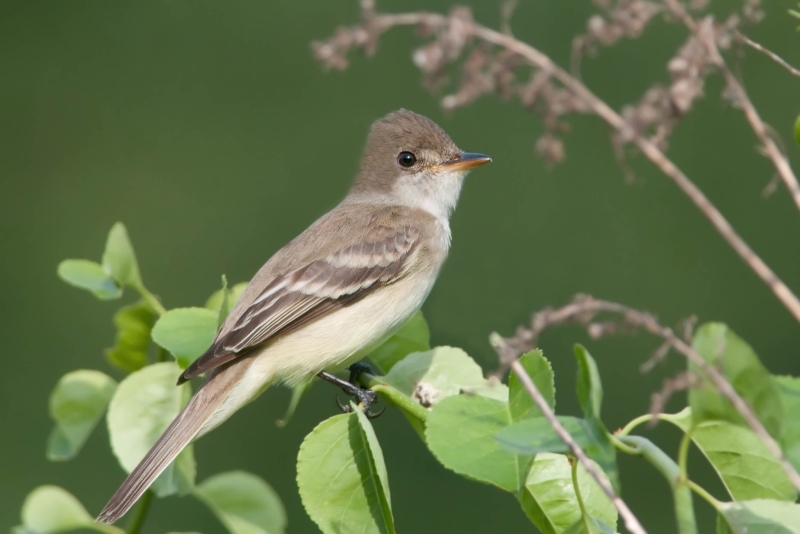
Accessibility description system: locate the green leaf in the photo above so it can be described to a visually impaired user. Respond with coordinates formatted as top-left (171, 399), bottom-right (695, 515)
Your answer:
top-left (105, 301), bottom-right (157, 372)
top-left (297, 412), bottom-right (396, 534)
top-left (690, 323), bottom-right (784, 439)
top-left (562, 516), bottom-right (617, 534)
top-left (575, 345), bottom-right (603, 420)
top-left (152, 307), bottom-right (218, 368)
top-left (496, 416), bottom-right (619, 493)
top-left (717, 499), bottom-right (800, 533)
top-left (57, 259), bottom-right (121, 300)
top-left (574, 345), bottom-right (619, 492)
top-left (106, 362), bottom-right (196, 497)
top-left (355, 408), bottom-right (394, 532)
top-left (47, 370), bottom-right (117, 461)
top-left (776, 376), bottom-right (800, 472)
top-left (369, 310), bottom-right (430, 373)
top-left (194, 471), bottom-right (287, 534)
top-left (666, 408), bottom-right (796, 501)
top-left (216, 275), bottom-right (230, 328)
top-left (101, 222), bottom-right (142, 288)
top-left (425, 394), bottom-right (530, 492)
top-left (496, 416), bottom-right (594, 455)
top-left (206, 281), bottom-right (249, 313)
top-left (13, 486), bottom-right (123, 534)
top-left (509, 350), bottom-right (555, 421)
top-left (382, 346), bottom-right (508, 408)
top-left (519, 453), bottom-right (617, 534)
top-left (794, 115), bottom-right (800, 147)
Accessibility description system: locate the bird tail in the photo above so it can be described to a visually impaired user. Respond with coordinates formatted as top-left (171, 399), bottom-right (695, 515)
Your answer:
top-left (96, 380), bottom-right (226, 524)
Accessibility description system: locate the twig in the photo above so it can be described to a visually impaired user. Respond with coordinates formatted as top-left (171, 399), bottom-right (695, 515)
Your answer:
top-left (497, 294), bottom-right (800, 493)
top-left (493, 337), bottom-right (647, 534)
top-left (357, 372), bottom-right (430, 423)
top-left (618, 435), bottom-right (698, 534)
top-left (315, 6), bottom-right (800, 325)
top-left (661, 1), bottom-right (800, 215)
top-left (700, 21), bottom-right (800, 215)
top-left (737, 33), bottom-right (800, 77)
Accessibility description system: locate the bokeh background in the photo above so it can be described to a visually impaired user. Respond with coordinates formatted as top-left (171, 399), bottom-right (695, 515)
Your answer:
top-left (2, 0), bottom-right (800, 532)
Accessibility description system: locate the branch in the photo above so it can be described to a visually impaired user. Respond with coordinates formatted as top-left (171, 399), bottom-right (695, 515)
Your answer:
top-left (701, 24), bottom-right (800, 213)
top-left (661, 0), bottom-right (800, 215)
top-left (314, 5), bottom-right (800, 325)
top-left (491, 336), bottom-right (647, 534)
top-left (737, 33), bottom-right (800, 77)
top-left (617, 435), bottom-right (698, 534)
top-left (496, 294), bottom-right (800, 493)
top-left (358, 372), bottom-right (430, 423)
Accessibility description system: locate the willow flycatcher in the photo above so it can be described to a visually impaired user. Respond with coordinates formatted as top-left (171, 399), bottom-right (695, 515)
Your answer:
top-left (98, 109), bottom-right (490, 523)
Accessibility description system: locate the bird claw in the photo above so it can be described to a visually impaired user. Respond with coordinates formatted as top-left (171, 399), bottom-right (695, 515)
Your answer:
top-left (330, 363), bottom-right (385, 419)
top-left (334, 385), bottom-right (385, 418)
top-left (365, 404), bottom-right (386, 419)
top-left (335, 394), bottom-right (353, 413)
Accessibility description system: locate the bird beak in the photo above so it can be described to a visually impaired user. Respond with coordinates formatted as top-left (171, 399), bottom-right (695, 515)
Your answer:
top-left (440, 152), bottom-right (492, 172)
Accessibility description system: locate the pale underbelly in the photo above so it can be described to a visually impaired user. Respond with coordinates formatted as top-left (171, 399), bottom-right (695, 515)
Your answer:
top-left (200, 270), bottom-right (436, 433)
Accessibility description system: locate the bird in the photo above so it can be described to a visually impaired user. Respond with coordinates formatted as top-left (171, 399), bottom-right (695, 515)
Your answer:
top-left (97, 109), bottom-right (491, 523)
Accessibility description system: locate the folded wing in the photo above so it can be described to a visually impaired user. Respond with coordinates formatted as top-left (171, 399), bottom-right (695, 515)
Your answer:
top-left (179, 224), bottom-right (420, 383)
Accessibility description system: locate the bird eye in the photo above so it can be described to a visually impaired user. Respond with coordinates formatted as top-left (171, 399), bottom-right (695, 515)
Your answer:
top-left (397, 151), bottom-right (417, 168)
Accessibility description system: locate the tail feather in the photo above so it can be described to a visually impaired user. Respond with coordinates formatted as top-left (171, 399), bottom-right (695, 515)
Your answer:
top-left (96, 386), bottom-right (223, 524)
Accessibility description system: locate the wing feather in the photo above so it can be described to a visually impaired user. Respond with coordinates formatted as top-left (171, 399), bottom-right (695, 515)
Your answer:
top-left (178, 225), bottom-right (419, 383)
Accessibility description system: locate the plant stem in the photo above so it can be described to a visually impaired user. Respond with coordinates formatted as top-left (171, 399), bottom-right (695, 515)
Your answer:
top-left (618, 414), bottom-right (655, 436)
top-left (619, 435), bottom-right (698, 534)
top-left (610, 434), bottom-right (640, 456)
top-left (124, 490), bottom-right (153, 534)
top-left (571, 455), bottom-right (594, 532)
top-left (688, 480), bottom-right (721, 510)
top-left (136, 285), bottom-right (166, 315)
top-left (736, 33), bottom-right (800, 77)
top-left (677, 426), bottom-right (694, 482)
top-left (358, 373), bottom-right (429, 423)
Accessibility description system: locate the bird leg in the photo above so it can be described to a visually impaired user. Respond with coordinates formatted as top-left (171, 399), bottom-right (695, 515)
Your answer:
top-left (317, 362), bottom-right (385, 419)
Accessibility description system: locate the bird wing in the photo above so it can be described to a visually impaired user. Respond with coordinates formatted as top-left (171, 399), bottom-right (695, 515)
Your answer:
top-left (179, 224), bottom-right (420, 383)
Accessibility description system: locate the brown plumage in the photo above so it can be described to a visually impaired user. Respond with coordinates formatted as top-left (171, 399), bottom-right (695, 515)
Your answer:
top-left (352, 110), bottom-right (461, 196)
top-left (96, 109), bottom-right (490, 524)
top-left (179, 211), bottom-right (423, 383)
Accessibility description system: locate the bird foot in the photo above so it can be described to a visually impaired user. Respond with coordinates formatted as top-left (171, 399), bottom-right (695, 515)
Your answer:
top-left (318, 363), bottom-right (385, 419)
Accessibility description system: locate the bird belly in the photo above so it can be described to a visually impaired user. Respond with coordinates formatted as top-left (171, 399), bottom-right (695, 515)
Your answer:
top-left (203, 270), bottom-right (436, 430)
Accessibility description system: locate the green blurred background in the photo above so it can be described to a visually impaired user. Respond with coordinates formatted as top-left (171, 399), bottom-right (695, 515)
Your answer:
top-left (2, 0), bottom-right (799, 532)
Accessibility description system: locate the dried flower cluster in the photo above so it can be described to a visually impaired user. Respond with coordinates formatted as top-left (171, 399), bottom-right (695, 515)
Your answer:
top-left (572, 1), bottom-right (663, 61)
top-left (313, 0), bottom-right (773, 170)
top-left (610, 0), bottom-right (767, 158)
top-left (615, 33), bottom-right (709, 156)
top-left (313, 0), bottom-right (800, 321)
